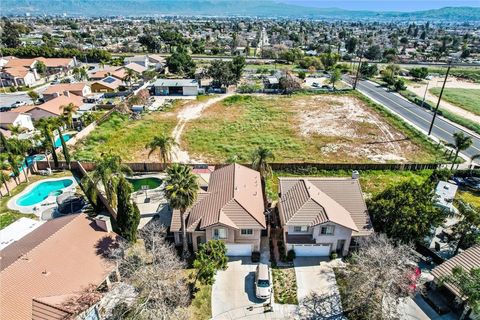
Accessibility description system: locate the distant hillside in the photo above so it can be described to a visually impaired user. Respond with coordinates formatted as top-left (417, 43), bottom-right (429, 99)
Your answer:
top-left (2, 0), bottom-right (479, 22)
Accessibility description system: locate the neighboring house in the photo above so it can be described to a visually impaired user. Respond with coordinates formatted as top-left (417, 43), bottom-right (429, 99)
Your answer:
top-left (278, 177), bottom-right (373, 257)
top-left (0, 214), bottom-right (120, 320)
top-left (125, 54), bottom-right (165, 70)
top-left (124, 62), bottom-right (147, 74)
top-left (170, 163), bottom-right (266, 256)
top-left (0, 58), bottom-right (39, 87)
top-left (124, 55), bottom-right (149, 68)
top-left (152, 78), bottom-right (199, 96)
top-left (263, 76), bottom-right (281, 93)
top-left (431, 245), bottom-right (480, 318)
top-left (147, 54), bottom-right (166, 70)
top-left (435, 181), bottom-right (458, 213)
top-left (36, 57), bottom-right (77, 75)
top-left (91, 76), bottom-right (124, 93)
top-left (0, 112), bottom-right (34, 131)
top-left (90, 67), bottom-right (126, 81)
top-left (42, 82), bottom-right (92, 101)
top-left (12, 94), bottom-right (84, 121)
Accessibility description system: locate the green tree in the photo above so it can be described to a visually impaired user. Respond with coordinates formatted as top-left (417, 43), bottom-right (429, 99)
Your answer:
top-left (35, 61), bottom-right (47, 76)
top-left (441, 267), bottom-right (480, 317)
top-left (166, 46), bottom-right (196, 77)
top-left (145, 133), bottom-right (177, 168)
top-left (368, 179), bottom-right (444, 243)
top-left (124, 68), bottom-right (138, 87)
top-left (319, 52), bottom-right (340, 71)
top-left (446, 132), bottom-right (473, 170)
top-left (251, 146), bottom-right (274, 205)
top-left (359, 63), bottom-right (378, 78)
top-left (1, 19), bottom-right (21, 48)
top-left (0, 171), bottom-right (11, 196)
top-left (72, 66), bottom-right (88, 81)
top-left (1, 131), bottom-right (21, 184)
top-left (193, 240), bottom-right (228, 285)
top-left (230, 55), bottom-right (246, 82)
top-left (207, 60), bottom-right (236, 88)
top-left (410, 67), bottom-right (429, 80)
top-left (394, 78), bottom-right (406, 91)
top-left (164, 164), bottom-right (199, 258)
top-left (345, 37), bottom-right (358, 54)
top-left (329, 69), bottom-right (341, 90)
top-left (57, 128), bottom-right (70, 169)
top-left (116, 176), bottom-right (140, 243)
top-left (36, 117), bottom-right (60, 168)
top-left (452, 200), bottom-right (480, 254)
top-left (364, 44), bottom-right (382, 60)
top-left (27, 91), bottom-right (39, 104)
top-left (82, 153), bottom-right (132, 208)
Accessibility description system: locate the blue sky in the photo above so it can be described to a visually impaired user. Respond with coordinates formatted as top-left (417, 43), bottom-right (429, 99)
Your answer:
top-left (280, 0), bottom-right (480, 12)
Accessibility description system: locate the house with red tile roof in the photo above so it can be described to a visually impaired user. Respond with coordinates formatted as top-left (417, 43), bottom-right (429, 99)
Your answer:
top-left (170, 163), bottom-right (266, 256)
top-left (12, 94), bottom-right (84, 121)
top-left (42, 82), bottom-right (91, 101)
top-left (0, 214), bottom-right (120, 320)
top-left (278, 177), bottom-right (373, 256)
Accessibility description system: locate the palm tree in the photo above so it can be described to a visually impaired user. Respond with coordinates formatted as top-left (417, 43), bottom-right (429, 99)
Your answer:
top-left (60, 103), bottom-right (78, 129)
top-left (14, 138), bottom-right (33, 183)
top-left (446, 132), bottom-right (473, 170)
top-left (164, 164), bottom-right (199, 258)
top-left (251, 146), bottom-right (274, 205)
top-left (57, 127), bottom-right (71, 169)
top-left (0, 131), bottom-right (20, 184)
top-left (124, 68), bottom-right (138, 88)
top-left (37, 117), bottom-right (60, 168)
top-left (146, 133), bottom-right (177, 168)
top-left (27, 90), bottom-right (39, 104)
top-left (0, 171), bottom-right (11, 196)
top-left (72, 66), bottom-right (88, 81)
top-left (82, 153), bottom-right (132, 209)
top-left (99, 60), bottom-right (106, 69)
top-left (8, 125), bottom-right (26, 136)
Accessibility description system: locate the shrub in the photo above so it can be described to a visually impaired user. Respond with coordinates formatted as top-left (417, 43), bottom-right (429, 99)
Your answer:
top-left (287, 249), bottom-right (296, 261)
top-left (9, 86), bottom-right (17, 92)
top-left (330, 252), bottom-right (338, 260)
top-left (251, 251), bottom-right (261, 263)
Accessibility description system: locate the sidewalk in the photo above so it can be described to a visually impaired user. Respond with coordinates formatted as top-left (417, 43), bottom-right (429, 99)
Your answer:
top-left (212, 303), bottom-right (297, 320)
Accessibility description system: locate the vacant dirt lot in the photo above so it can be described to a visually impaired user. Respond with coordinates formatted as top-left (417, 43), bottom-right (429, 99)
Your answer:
top-left (181, 93), bottom-right (439, 163)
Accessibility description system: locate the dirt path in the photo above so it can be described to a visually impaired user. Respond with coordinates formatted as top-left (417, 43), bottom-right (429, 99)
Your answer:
top-left (407, 76), bottom-right (480, 124)
top-left (171, 93), bottom-right (234, 163)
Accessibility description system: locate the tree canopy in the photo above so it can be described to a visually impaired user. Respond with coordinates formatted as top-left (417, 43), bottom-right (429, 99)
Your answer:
top-left (193, 240), bottom-right (228, 285)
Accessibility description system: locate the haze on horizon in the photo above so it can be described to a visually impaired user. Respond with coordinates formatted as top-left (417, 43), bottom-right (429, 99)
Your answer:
top-left (281, 0), bottom-right (480, 12)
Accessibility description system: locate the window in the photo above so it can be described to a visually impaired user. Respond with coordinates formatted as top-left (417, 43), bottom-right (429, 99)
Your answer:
top-left (213, 228), bottom-right (227, 239)
top-left (293, 226), bottom-right (308, 232)
top-left (241, 229), bottom-right (253, 235)
top-left (320, 226), bottom-right (335, 235)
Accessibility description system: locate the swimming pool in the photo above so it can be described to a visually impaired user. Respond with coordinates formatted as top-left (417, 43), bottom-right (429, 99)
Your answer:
top-left (16, 179), bottom-right (73, 206)
top-left (54, 134), bottom-right (72, 148)
top-left (127, 177), bottom-right (163, 192)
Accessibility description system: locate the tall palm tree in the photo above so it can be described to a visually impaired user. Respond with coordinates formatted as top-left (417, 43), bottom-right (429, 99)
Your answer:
top-left (0, 171), bottom-right (11, 196)
top-left (72, 66), bottom-right (88, 81)
top-left (0, 131), bottom-right (20, 184)
top-left (8, 125), bottom-right (26, 136)
top-left (164, 164), bottom-right (199, 258)
top-left (57, 127), bottom-right (71, 169)
top-left (60, 103), bottom-right (78, 129)
top-left (146, 133), bottom-right (177, 168)
top-left (37, 117), bottom-right (60, 168)
top-left (446, 132), bottom-right (473, 170)
top-left (124, 68), bottom-right (138, 88)
top-left (82, 153), bottom-right (132, 209)
top-left (14, 138), bottom-right (33, 183)
top-left (251, 146), bottom-right (275, 205)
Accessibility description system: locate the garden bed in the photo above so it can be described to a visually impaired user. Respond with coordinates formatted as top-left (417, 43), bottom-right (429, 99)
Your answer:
top-left (272, 267), bottom-right (298, 305)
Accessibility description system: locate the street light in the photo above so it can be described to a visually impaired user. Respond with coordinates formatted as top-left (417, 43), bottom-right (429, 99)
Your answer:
top-left (428, 60), bottom-right (452, 135)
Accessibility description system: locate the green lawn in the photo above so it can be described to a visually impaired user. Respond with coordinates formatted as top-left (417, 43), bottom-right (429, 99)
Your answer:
top-left (0, 171), bottom-right (73, 229)
top-left (73, 108), bottom-right (181, 162)
top-left (429, 88), bottom-right (480, 116)
top-left (182, 93), bottom-right (446, 164)
top-left (266, 169), bottom-right (433, 201)
top-left (456, 190), bottom-right (480, 208)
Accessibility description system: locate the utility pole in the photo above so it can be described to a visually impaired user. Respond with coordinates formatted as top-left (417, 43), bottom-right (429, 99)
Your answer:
top-left (353, 45), bottom-right (364, 90)
top-left (421, 80), bottom-right (430, 109)
top-left (428, 61), bottom-right (451, 135)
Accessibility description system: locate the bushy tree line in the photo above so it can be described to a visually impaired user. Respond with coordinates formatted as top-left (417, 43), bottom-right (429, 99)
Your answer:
top-left (0, 45), bottom-right (111, 62)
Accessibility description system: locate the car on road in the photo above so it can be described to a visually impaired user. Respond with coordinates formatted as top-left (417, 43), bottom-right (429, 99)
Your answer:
top-left (0, 106), bottom-right (13, 112)
top-left (254, 263), bottom-right (271, 300)
top-left (11, 101), bottom-right (27, 108)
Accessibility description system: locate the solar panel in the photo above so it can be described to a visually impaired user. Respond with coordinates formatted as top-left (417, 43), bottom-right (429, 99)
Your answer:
top-left (103, 77), bottom-right (116, 84)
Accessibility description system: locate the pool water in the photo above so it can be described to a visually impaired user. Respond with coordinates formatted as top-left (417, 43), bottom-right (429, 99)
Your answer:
top-left (16, 179), bottom-right (73, 206)
top-left (54, 134), bottom-right (72, 148)
top-left (127, 177), bottom-right (163, 192)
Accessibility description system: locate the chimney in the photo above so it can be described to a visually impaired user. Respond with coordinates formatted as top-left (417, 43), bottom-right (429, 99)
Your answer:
top-left (352, 170), bottom-right (360, 180)
top-left (94, 215), bottom-right (112, 232)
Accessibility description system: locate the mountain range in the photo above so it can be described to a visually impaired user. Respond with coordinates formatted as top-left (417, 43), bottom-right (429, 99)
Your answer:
top-left (2, 0), bottom-right (480, 22)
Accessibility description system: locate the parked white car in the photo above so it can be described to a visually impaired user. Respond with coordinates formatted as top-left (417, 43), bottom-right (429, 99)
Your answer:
top-left (255, 263), bottom-right (272, 300)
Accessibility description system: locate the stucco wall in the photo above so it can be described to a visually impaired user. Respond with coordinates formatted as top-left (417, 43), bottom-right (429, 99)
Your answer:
top-left (312, 223), bottom-right (352, 255)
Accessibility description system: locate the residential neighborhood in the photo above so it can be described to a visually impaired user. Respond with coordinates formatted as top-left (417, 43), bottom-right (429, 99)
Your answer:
top-left (0, 1), bottom-right (479, 320)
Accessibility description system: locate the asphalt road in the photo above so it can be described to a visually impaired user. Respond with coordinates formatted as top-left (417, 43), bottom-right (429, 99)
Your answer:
top-left (354, 79), bottom-right (480, 159)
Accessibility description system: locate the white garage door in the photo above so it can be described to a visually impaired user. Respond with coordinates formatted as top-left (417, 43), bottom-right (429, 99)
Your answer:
top-left (294, 244), bottom-right (331, 257)
top-left (226, 244), bottom-right (252, 256)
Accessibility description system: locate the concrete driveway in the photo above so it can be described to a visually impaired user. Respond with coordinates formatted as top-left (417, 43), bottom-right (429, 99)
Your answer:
top-left (211, 257), bottom-right (265, 318)
top-left (294, 257), bottom-right (345, 318)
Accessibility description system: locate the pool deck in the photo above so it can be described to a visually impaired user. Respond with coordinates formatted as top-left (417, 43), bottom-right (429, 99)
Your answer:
top-left (7, 176), bottom-right (78, 215)
top-left (128, 173), bottom-right (169, 229)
